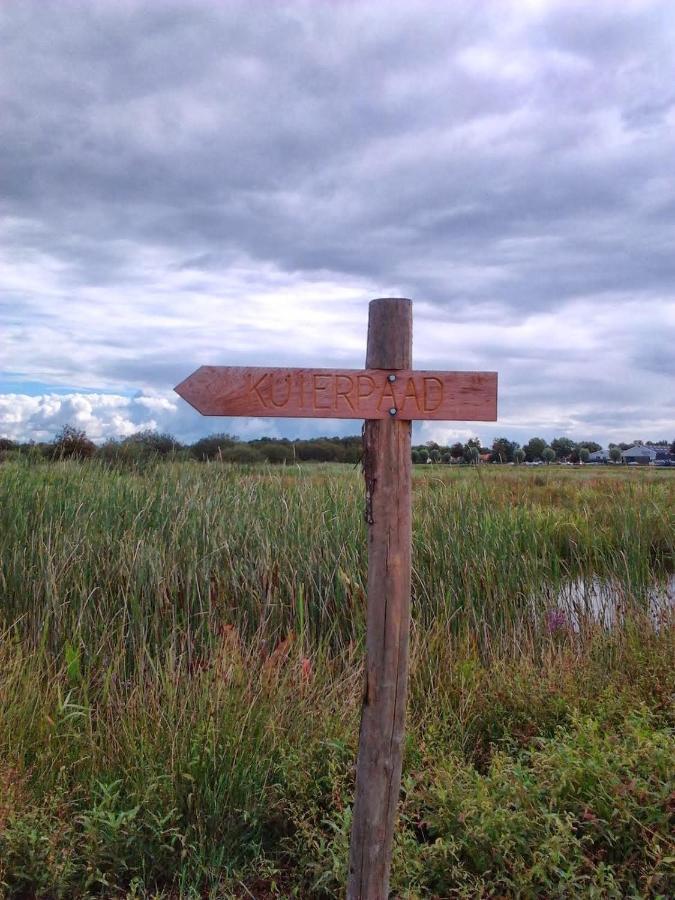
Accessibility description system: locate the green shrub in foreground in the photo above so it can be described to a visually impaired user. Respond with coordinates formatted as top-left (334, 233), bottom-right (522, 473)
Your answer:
top-left (396, 711), bottom-right (674, 898)
top-left (1, 645), bottom-right (673, 897)
top-left (272, 680), bottom-right (674, 898)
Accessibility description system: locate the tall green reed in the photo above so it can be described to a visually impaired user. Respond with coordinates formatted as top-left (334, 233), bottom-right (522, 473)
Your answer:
top-left (0, 461), bottom-right (672, 669)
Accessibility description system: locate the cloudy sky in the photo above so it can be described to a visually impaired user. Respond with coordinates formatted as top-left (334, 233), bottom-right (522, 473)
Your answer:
top-left (2, 0), bottom-right (674, 448)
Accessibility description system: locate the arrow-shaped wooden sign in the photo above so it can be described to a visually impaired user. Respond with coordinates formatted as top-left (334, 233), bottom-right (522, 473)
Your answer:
top-left (174, 298), bottom-right (498, 900)
top-left (175, 365), bottom-right (497, 421)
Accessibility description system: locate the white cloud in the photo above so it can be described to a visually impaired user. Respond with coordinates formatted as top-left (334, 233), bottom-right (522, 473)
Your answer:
top-left (0, 392), bottom-right (179, 443)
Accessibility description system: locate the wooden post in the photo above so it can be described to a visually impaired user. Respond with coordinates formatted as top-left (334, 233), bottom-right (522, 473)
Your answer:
top-left (174, 297), bottom-right (497, 897)
top-left (347, 298), bottom-right (413, 899)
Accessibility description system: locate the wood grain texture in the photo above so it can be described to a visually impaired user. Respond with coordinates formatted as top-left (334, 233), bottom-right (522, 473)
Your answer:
top-left (175, 366), bottom-right (497, 421)
top-left (347, 299), bottom-right (413, 899)
top-left (366, 297), bottom-right (412, 369)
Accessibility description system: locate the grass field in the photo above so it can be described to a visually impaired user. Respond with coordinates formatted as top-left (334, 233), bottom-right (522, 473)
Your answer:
top-left (0, 461), bottom-right (673, 897)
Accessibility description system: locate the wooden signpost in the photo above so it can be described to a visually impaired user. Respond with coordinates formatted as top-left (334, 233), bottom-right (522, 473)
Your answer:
top-left (175, 366), bottom-right (496, 422)
top-left (175, 298), bottom-right (497, 900)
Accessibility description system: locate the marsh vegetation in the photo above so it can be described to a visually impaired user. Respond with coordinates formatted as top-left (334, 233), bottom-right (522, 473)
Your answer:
top-left (0, 462), bottom-right (673, 897)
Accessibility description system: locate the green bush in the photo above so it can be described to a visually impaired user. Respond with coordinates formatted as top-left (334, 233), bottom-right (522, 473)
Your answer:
top-left (49, 425), bottom-right (96, 460)
top-left (190, 433), bottom-right (238, 461)
top-left (257, 441), bottom-right (295, 464)
top-left (219, 444), bottom-right (265, 464)
top-left (97, 438), bottom-right (150, 470)
top-left (396, 711), bottom-right (674, 898)
top-left (121, 430), bottom-right (182, 457)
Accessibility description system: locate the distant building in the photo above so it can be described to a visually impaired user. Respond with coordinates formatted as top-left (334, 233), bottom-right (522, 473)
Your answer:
top-left (621, 445), bottom-right (656, 465)
top-left (587, 449), bottom-right (609, 463)
top-left (652, 447), bottom-right (674, 466)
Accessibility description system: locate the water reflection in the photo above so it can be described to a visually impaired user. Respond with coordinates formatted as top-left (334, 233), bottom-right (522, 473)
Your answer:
top-left (542, 574), bottom-right (674, 632)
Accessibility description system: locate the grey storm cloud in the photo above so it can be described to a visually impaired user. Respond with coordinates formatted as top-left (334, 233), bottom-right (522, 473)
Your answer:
top-left (1, 0), bottom-right (674, 445)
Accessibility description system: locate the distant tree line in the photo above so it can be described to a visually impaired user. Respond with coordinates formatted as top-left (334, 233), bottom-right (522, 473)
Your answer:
top-left (0, 425), bottom-right (363, 466)
top-left (0, 426), bottom-right (673, 467)
top-left (411, 436), bottom-right (675, 465)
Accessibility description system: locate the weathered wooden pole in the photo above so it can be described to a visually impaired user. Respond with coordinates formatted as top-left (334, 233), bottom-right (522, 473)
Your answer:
top-left (347, 298), bottom-right (413, 899)
top-left (175, 298), bottom-right (497, 897)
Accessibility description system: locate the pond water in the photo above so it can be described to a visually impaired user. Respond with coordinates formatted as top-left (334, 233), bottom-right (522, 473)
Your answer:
top-left (541, 574), bottom-right (674, 632)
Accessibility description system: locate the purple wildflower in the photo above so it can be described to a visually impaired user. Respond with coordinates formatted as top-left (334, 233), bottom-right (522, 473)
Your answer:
top-left (546, 607), bottom-right (568, 633)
